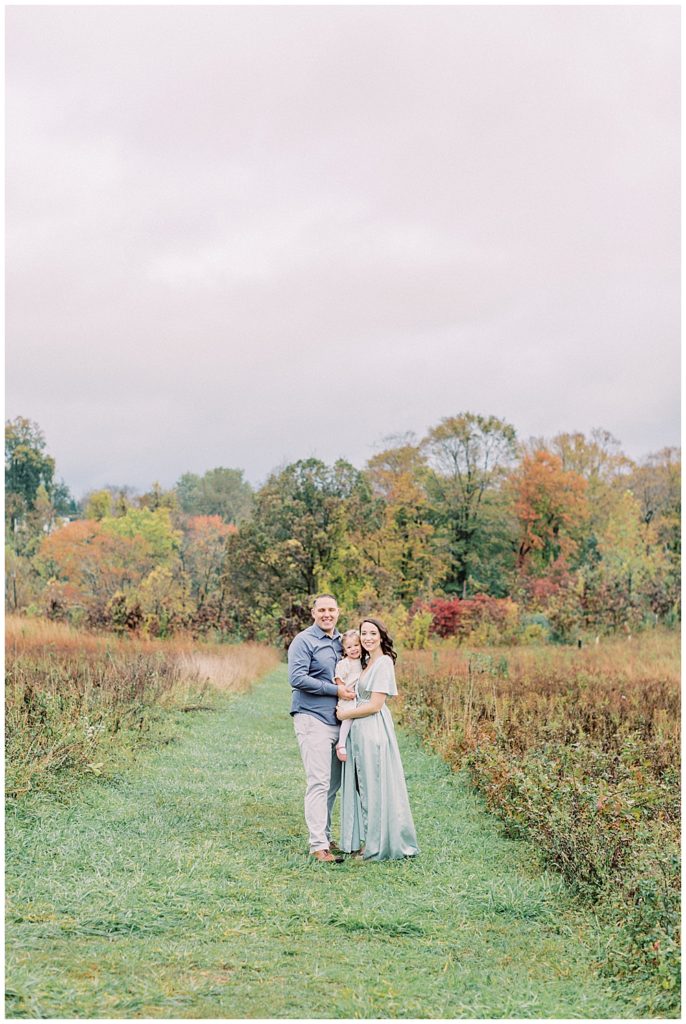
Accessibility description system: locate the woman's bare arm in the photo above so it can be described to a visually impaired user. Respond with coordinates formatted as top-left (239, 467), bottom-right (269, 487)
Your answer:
top-left (337, 691), bottom-right (386, 720)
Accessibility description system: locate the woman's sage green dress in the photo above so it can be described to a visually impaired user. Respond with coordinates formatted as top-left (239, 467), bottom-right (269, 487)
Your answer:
top-left (339, 654), bottom-right (419, 860)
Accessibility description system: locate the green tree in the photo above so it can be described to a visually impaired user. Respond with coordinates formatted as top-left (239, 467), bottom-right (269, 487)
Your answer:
top-left (363, 441), bottom-right (443, 605)
top-left (102, 507), bottom-right (181, 563)
top-left (224, 459), bottom-right (373, 641)
top-left (176, 468), bottom-right (253, 524)
top-left (84, 489), bottom-right (114, 521)
top-left (573, 490), bottom-right (670, 632)
top-left (80, 485), bottom-right (136, 519)
top-left (51, 479), bottom-right (78, 520)
top-left (5, 417), bottom-right (56, 533)
top-left (5, 418), bottom-right (76, 566)
top-left (422, 413), bottom-right (518, 596)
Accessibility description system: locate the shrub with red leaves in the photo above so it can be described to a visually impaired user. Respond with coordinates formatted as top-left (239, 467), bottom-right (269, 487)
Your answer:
top-left (427, 594), bottom-right (511, 639)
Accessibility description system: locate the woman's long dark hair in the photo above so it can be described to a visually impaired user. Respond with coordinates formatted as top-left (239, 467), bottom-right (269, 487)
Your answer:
top-left (359, 617), bottom-right (397, 668)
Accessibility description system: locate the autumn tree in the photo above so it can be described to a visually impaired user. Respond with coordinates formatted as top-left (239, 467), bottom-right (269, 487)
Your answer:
top-left (578, 489), bottom-right (674, 628)
top-left (549, 429), bottom-right (631, 525)
top-left (37, 520), bottom-right (154, 623)
top-left (626, 447), bottom-right (680, 543)
top-left (80, 484), bottom-right (136, 519)
top-left (510, 450), bottom-right (590, 573)
top-left (5, 545), bottom-right (42, 611)
top-left (134, 565), bottom-right (192, 636)
top-left (138, 481), bottom-right (180, 515)
top-left (623, 448), bottom-right (681, 619)
top-left (363, 440), bottom-right (442, 604)
top-left (550, 428), bottom-right (629, 475)
top-left (422, 413), bottom-right (518, 596)
top-left (181, 515), bottom-right (236, 616)
top-left (320, 465), bottom-right (382, 612)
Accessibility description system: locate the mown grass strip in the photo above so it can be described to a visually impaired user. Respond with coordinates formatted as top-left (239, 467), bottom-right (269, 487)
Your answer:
top-left (6, 667), bottom-right (652, 1018)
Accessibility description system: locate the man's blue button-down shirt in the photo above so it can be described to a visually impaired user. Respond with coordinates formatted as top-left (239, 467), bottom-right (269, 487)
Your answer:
top-left (288, 624), bottom-right (343, 727)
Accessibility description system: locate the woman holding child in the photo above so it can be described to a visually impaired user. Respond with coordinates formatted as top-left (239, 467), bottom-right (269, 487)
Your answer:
top-left (335, 619), bottom-right (419, 861)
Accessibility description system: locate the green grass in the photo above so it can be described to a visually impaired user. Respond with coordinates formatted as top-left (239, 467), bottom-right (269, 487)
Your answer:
top-left (6, 667), bottom-right (652, 1018)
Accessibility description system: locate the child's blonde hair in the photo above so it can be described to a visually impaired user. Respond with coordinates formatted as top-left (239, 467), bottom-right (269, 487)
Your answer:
top-left (341, 629), bottom-right (360, 651)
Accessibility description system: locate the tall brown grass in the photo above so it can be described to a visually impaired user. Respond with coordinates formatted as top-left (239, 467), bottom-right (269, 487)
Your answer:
top-left (176, 648), bottom-right (280, 693)
top-left (5, 615), bottom-right (280, 796)
top-left (396, 630), bottom-right (680, 1009)
top-left (398, 631), bottom-right (679, 768)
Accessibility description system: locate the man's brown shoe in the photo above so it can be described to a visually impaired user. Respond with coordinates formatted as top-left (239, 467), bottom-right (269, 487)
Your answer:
top-left (310, 849), bottom-right (343, 863)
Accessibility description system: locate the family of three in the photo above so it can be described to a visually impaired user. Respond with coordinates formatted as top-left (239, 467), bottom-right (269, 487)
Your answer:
top-left (288, 594), bottom-right (419, 863)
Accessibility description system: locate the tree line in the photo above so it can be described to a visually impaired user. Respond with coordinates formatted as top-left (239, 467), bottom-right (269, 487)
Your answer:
top-left (5, 414), bottom-right (680, 646)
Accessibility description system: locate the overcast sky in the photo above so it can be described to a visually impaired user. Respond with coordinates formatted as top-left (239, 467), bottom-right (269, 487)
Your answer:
top-left (6, 5), bottom-right (680, 499)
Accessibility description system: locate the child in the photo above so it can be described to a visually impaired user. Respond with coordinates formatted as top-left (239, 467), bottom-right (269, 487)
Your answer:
top-left (334, 630), bottom-right (362, 762)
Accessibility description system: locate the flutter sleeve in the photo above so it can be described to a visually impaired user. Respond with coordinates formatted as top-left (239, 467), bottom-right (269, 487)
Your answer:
top-left (335, 658), bottom-right (349, 682)
top-left (369, 655), bottom-right (398, 697)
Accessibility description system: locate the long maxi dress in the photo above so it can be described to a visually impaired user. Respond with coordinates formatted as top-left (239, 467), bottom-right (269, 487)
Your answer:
top-left (339, 654), bottom-right (419, 860)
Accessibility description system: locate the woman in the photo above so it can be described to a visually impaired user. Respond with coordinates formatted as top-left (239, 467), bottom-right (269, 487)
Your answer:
top-left (337, 618), bottom-right (419, 860)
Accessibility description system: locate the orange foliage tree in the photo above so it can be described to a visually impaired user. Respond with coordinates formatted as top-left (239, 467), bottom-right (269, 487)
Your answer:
top-left (510, 450), bottom-right (590, 572)
top-left (38, 519), bottom-right (154, 623)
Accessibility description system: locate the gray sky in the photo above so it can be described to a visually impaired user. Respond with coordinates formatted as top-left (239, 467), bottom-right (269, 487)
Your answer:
top-left (6, 5), bottom-right (680, 499)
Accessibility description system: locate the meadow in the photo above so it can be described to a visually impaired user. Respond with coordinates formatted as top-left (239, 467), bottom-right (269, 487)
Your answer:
top-left (7, 666), bottom-right (650, 1019)
top-left (4, 618), bottom-right (680, 1015)
top-left (5, 615), bottom-right (279, 797)
top-left (396, 631), bottom-right (681, 1010)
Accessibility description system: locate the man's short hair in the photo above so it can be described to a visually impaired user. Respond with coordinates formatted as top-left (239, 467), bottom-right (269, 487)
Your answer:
top-left (311, 593), bottom-right (338, 608)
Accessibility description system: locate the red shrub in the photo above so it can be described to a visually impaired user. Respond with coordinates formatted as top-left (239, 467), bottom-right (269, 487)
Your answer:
top-left (427, 595), bottom-right (511, 639)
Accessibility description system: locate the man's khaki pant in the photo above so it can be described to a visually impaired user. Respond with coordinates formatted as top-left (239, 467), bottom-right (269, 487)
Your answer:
top-left (293, 713), bottom-right (342, 852)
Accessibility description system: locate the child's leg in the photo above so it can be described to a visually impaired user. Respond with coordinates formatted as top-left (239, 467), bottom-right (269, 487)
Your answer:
top-left (336, 719), bottom-right (351, 761)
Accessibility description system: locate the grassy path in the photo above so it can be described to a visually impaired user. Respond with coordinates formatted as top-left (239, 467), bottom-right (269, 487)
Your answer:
top-left (7, 667), bottom-right (636, 1019)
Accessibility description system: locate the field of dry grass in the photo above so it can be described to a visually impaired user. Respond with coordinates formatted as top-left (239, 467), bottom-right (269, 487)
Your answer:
top-left (5, 615), bottom-right (280, 796)
top-left (398, 631), bottom-right (679, 766)
top-left (395, 629), bottom-right (680, 1009)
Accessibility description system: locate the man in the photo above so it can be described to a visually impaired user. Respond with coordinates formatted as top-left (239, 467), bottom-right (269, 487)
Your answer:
top-left (288, 594), bottom-right (356, 863)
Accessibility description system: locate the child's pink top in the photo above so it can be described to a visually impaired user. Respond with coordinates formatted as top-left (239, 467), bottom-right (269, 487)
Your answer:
top-left (335, 656), bottom-right (362, 687)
